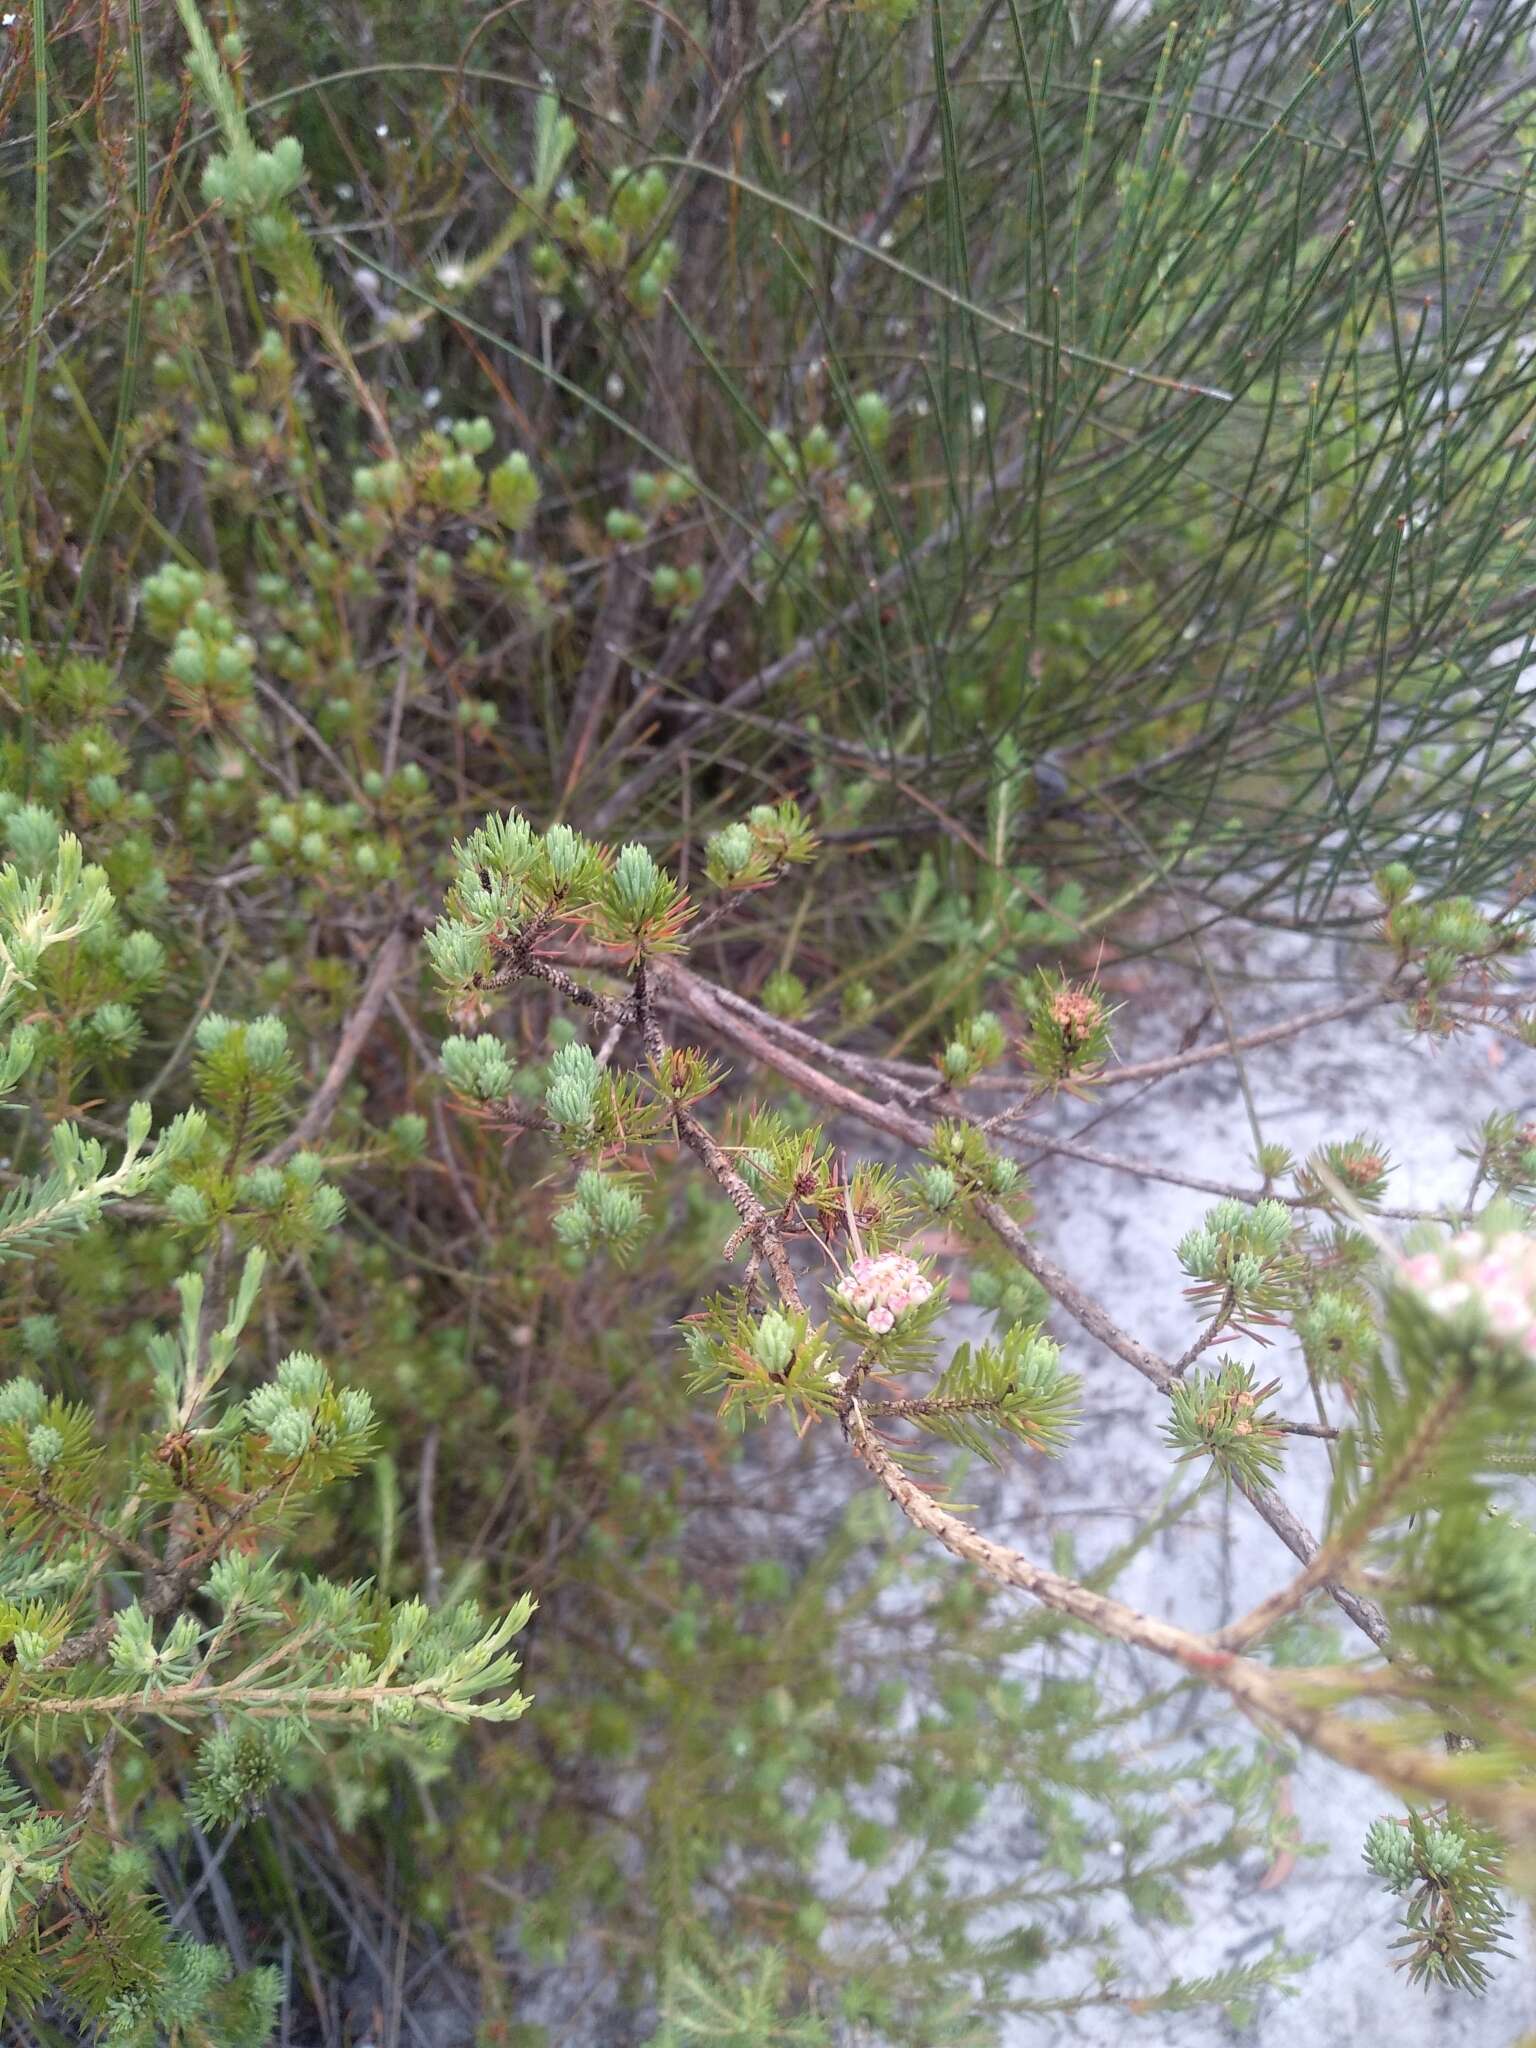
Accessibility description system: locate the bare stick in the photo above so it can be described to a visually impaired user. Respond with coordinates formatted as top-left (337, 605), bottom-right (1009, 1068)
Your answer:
top-left (264, 925), bottom-right (409, 1167)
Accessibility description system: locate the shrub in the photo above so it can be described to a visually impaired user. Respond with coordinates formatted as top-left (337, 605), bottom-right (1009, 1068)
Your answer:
top-left (2, 0), bottom-right (1535, 2036)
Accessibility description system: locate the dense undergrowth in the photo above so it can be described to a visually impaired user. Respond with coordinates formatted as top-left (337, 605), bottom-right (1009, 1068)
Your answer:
top-left (2, 1), bottom-right (1536, 2040)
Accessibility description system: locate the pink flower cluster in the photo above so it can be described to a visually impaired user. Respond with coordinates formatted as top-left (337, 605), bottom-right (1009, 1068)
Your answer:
top-left (1400, 1230), bottom-right (1536, 1356)
top-left (838, 1252), bottom-right (933, 1335)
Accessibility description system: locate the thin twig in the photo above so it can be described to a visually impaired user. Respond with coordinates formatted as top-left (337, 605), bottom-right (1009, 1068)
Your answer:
top-left (264, 925), bottom-right (408, 1167)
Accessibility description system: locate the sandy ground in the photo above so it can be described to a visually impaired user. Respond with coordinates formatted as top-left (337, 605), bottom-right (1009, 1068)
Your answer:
top-left (982, 922), bottom-right (1536, 2045)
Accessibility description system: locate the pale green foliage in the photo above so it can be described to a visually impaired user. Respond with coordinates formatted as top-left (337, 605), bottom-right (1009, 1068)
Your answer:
top-left (0, 839), bottom-right (206, 1260)
top-left (1394, 1504), bottom-right (1536, 1684)
top-left (0, 1774), bottom-right (68, 1943)
top-left (0, 836), bottom-right (532, 2030)
top-left (0, 831), bottom-right (111, 1003)
top-left (685, 1302), bottom-right (843, 1433)
top-left (914, 1326), bottom-right (1079, 1464)
top-left (0, 1103), bottom-right (204, 1263)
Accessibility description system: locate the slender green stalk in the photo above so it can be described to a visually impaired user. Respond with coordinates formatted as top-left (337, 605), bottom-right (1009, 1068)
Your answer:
top-left (0, 0), bottom-right (49, 774)
top-left (66, 0), bottom-right (151, 636)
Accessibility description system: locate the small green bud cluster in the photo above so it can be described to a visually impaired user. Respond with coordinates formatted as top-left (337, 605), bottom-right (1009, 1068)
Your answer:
top-left (18, 1314), bottom-right (60, 1361)
top-left (607, 844), bottom-right (666, 920)
top-left (386, 1111), bottom-right (429, 1161)
top-left (1363, 1818), bottom-right (1421, 1891)
top-left (1295, 1287), bottom-right (1379, 1385)
top-left (1176, 1199), bottom-right (1297, 1321)
top-left (140, 564), bottom-right (213, 636)
top-left (545, 1041), bottom-right (601, 1136)
top-left (751, 1310), bottom-right (800, 1375)
top-left (919, 1324), bottom-right (1080, 1463)
top-left (928, 1120), bottom-right (1023, 1203)
top-left (840, 980), bottom-right (876, 1025)
top-left (248, 792), bottom-right (399, 892)
top-left (938, 1011), bottom-right (1005, 1086)
top-left (760, 968), bottom-right (808, 1020)
top-left (608, 164), bottom-right (669, 235)
top-left (0, 1379), bottom-right (46, 1426)
top-left (1374, 866), bottom-right (1526, 1016)
top-left (1, 799), bottom-right (65, 876)
top-left (608, 466), bottom-right (696, 553)
top-left (429, 812), bottom-right (620, 1014)
top-left (25, 1422), bottom-right (63, 1473)
top-left (596, 841), bottom-right (691, 954)
top-left (0, 1784), bottom-right (68, 1939)
top-left (1164, 1359), bottom-right (1285, 1484)
top-left (201, 133), bottom-right (305, 218)
top-left (0, 882), bottom-right (208, 1257)
top-left (109, 1605), bottom-right (204, 1688)
top-left (455, 694), bottom-right (500, 735)
top-left (1362, 1811), bottom-right (1510, 1994)
top-left (194, 1010), bottom-right (292, 1077)
top-left (0, 835), bottom-right (136, 1108)
top-left (532, 164), bottom-right (678, 317)
top-left (423, 448), bottom-right (484, 516)
top-left (913, 1164), bottom-right (959, 1214)
top-left (706, 823), bottom-right (754, 881)
top-left (552, 1168), bottom-right (647, 1261)
top-left (358, 437), bottom-right (530, 567)
top-left (441, 1033), bottom-right (517, 1101)
top-left (139, 570), bottom-right (257, 728)
top-left (187, 1013), bottom-right (299, 1166)
top-left (1373, 862), bottom-right (1415, 907)
top-left (704, 799), bottom-right (818, 891)
top-left (190, 1727), bottom-right (287, 1830)
top-left (232, 1152), bottom-right (347, 1253)
top-left (853, 389), bottom-right (892, 450)
top-left (753, 393), bottom-right (890, 566)
top-left (464, 540), bottom-right (560, 620)
top-left (649, 560), bottom-right (704, 610)
top-left (82, 1001), bottom-right (143, 1062)
top-left (967, 1259), bottom-right (1051, 1331)
top-left (683, 1306), bottom-right (841, 1431)
top-left (27, 720), bottom-right (137, 830)
top-left (244, 1349), bottom-right (374, 1459)
top-left (351, 457), bottom-right (410, 515)
top-left (1253, 1139), bottom-right (1294, 1182)
top-left (359, 760), bottom-right (432, 815)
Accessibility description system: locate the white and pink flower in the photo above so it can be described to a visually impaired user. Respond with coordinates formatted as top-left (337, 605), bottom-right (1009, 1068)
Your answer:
top-left (1399, 1229), bottom-right (1536, 1358)
top-left (838, 1252), bottom-right (934, 1337)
